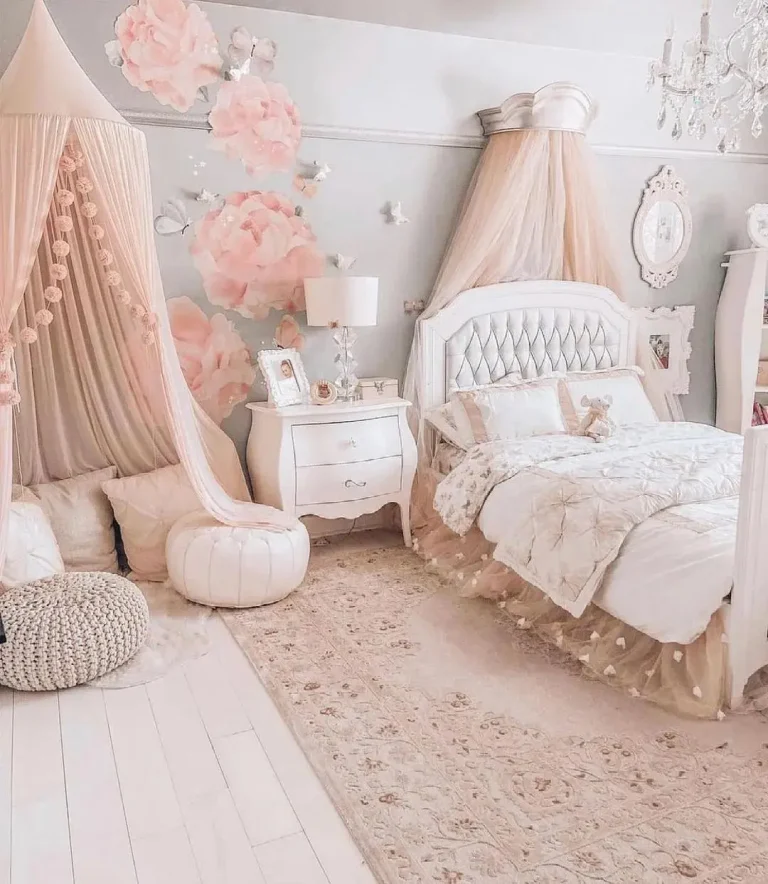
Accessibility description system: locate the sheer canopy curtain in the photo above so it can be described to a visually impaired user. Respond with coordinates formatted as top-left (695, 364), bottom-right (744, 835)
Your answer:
top-left (404, 125), bottom-right (625, 452)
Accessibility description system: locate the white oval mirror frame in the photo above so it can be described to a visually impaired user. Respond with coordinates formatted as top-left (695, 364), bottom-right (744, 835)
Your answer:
top-left (632, 165), bottom-right (692, 289)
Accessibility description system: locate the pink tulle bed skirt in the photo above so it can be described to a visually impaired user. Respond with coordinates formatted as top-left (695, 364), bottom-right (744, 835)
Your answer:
top-left (412, 468), bottom-right (731, 719)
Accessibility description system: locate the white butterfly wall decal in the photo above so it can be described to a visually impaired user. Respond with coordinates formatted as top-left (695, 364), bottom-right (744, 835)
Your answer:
top-left (196, 189), bottom-right (220, 204)
top-left (383, 201), bottom-right (409, 226)
top-left (332, 253), bottom-right (357, 271)
top-left (225, 27), bottom-right (277, 80)
top-left (104, 40), bottom-right (123, 68)
top-left (153, 199), bottom-right (191, 236)
top-left (312, 162), bottom-right (332, 182)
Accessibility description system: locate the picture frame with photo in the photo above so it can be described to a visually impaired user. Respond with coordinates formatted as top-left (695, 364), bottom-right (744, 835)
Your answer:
top-left (257, 348), bottom-right (310, 407)
top-left (633, 305), bottom-right (695, 395)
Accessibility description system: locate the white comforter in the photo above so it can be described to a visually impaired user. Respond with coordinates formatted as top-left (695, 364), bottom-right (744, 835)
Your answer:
top-left (434, 423), bottom-right (742, 640)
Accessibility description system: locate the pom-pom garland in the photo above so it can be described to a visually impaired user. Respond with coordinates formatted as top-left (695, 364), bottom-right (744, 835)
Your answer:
top-left (44, 286), bottom-right (63, 303)
top-left (50, 264), bottom-right (68, 281)
top-left (52, 240), bottom-right (70, 258)
top-left (81, 202), bottom-right (99, 219)
top-left (35, 309), bottom-right (54, 327)
top-left (54, 216), bottom-right (73, 234)
top-left (19, 328), bottom-right (38, 344)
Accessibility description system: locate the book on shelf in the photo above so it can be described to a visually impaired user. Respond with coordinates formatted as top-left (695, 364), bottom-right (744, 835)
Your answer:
top-left (753, 401), bottom-right (768, 426)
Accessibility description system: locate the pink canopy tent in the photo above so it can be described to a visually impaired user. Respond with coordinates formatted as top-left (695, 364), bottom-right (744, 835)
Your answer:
top-left (0, 0), bottom-right (297, 571)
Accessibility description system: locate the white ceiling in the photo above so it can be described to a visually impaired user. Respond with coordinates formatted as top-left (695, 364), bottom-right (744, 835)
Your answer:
top-left (205, 0), bottom-right (737, 57)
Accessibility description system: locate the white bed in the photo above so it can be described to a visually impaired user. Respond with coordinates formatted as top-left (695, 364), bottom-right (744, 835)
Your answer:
top-left (419, 279), bottom-right (768, 706)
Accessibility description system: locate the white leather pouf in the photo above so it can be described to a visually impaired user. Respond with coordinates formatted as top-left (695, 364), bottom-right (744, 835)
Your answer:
top-left (166, 511), bottom-right (309, 608)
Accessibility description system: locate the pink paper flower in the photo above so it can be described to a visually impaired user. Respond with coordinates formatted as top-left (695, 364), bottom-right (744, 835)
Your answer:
top-left (167, 296), bottom-right (256, 423)
top-left (190, 190), bottom-right (324, 320)
top-left (209, 75), bottom-right (301, 177)
top-left (114, 0), bottom-right (222, 113)
top-left (274, 314), bottom-right (305, 351)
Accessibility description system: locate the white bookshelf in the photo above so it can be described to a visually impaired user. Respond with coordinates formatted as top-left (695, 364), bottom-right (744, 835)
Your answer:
top-left (715, 248), bottom-right (768, 433)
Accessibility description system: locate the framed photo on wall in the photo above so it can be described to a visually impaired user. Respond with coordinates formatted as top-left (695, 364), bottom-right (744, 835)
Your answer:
top-left (634, 305), bottom-right (695, 395)
top-left (257, 348), bottom-right (310, 406)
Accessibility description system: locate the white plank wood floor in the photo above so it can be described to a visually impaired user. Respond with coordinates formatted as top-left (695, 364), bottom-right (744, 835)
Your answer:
top-left (0, 612), bottom-right (377, 884)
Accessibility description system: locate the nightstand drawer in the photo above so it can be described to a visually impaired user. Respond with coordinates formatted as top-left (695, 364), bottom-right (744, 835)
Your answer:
top-left (295, 456), bottom-right (402, 506)
top-left (292, 415), bottom-right (401, 467)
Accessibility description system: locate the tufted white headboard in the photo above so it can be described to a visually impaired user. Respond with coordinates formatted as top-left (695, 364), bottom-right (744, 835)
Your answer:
top-left (419, 280), bottom-right (637, 410)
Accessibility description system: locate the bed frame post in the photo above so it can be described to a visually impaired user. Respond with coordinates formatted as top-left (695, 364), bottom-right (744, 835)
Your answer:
top-left (729, 425), bottom-right (768, 707)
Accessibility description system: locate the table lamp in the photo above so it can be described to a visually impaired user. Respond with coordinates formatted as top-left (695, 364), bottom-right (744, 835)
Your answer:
top-left (304, 276), bottom-right (379, 401)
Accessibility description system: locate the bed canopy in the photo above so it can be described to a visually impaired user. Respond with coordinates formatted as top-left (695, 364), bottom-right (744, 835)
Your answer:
top-left (0, 0), bottom-right (295, 570)
top-left (404, 82), bottom-right (678, 451)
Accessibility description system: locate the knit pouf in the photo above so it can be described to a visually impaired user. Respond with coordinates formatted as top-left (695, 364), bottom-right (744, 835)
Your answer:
top-left (0, 572), bottom-right (149, 691)
top-left (166, 511), bottom-right (309, 608)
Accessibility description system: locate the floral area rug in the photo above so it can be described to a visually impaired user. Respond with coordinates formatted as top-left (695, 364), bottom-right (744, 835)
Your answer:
top-left (223, 545), bottom-right (768, 883)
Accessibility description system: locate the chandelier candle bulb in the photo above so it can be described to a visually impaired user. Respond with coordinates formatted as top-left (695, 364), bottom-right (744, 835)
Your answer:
top-left (700, 11), bottom-right (710, 48)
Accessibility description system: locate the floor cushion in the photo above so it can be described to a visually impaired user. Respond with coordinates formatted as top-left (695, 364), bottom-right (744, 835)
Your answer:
top-left (0, 572), bottom-right (149, 691)
top-left (166, 510), bottom-right (309, 607)
top-left (3, 501), bottom-right (64, 588)
top-left (25, 466), bottom-right (119, 573)
top-left (102, 464), bottom-right (200, 581)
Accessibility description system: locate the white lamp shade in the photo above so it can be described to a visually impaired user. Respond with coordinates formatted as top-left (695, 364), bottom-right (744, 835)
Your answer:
top-left (304, 277), bottom-right (378, 327)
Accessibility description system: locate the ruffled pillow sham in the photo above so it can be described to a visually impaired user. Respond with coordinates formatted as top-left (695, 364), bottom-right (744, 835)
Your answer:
top-left (450, 376), bottom-right (568, 446)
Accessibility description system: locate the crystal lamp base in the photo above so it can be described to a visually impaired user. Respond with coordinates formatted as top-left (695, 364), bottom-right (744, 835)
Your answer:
top-left (332, 326), bottom-right (359, 401)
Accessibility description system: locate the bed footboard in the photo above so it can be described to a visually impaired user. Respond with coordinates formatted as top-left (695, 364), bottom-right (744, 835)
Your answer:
top-left (729, 425), bottom-right (768, 707)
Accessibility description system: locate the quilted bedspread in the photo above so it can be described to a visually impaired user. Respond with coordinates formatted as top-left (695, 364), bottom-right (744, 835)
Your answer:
top-left (434, 423), bottom-right (742, 616)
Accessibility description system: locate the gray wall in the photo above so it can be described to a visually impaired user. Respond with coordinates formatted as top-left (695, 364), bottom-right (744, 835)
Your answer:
top-left (2, 0), bottom-right (766, 457)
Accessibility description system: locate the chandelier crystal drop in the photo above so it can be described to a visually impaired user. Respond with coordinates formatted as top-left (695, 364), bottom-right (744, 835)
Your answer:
top-left (648, 0), bottom-right (768, 153)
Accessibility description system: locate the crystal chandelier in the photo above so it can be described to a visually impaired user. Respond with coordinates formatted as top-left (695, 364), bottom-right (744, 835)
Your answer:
top-left (648, 0), bottom-right (768, 153)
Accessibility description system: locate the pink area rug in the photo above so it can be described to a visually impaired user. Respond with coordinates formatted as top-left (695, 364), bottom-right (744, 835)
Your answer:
top-left (223, 543), bottom-right (768, 883)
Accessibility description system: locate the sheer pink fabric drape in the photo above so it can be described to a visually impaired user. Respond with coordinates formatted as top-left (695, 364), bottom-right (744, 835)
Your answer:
top-left (0, 115), bottom-right (69, 568)
top-left (404, 129), bottom-right (624, 450)
top-left (72, 119), bottom-right (291, 528)
top-left (0, 114), bottom-right (296, 573)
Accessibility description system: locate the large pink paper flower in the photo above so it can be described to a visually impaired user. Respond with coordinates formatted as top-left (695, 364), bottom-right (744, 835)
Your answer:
top-left (274, 314), bottom-right (305, 351)
top-left (190, 191), bottom-right (324, 320)
top-left (114, 0), bottom-right (222, 113)
top-left (167, 296), bottom-right (255, 424)
top-left (209, 75), bottom-right (301, 177)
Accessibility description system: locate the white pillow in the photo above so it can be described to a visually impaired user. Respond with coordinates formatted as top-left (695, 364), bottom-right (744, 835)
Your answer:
top-left (102, 464), bottom-right (201, 581)
top-left (424, 373), bottom-right (524, 450)
top-left (25, 467), bottom-right (119, 573)
top-left (3, 501), bottom-right (65, 587)
top-left (450, 377), bottom-right (568, 446)
top-left (561, 367), bottom-right (658, 427)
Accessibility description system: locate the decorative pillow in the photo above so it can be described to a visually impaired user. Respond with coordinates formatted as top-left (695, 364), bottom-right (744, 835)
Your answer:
top-left (3, 501), bottom-right (65, 588)
top-left (450, 377), bottom-right (568, 446)
top-left (425, 373), bottom-right (524, 450)
top-left (424, 403), bottom-right (466, 450)
top-left (25, 467), bottom-right (119, 573)
top-left (561, 367), bottom-right (659, 427)
top-left (102, 464), bottom-right (201, 581)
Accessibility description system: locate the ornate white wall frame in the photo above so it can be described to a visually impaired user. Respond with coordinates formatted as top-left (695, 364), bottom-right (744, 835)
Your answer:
top-left (632, 165), bottom-right (693, 290)
top-left (634, 304), bottom-right (695, 395)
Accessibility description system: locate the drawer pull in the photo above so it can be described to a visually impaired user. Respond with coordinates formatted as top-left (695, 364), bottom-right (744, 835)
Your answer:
top-left (345, 438), bottom-right (358, 448)
top-left (344, 479), bottom-right (367, 488)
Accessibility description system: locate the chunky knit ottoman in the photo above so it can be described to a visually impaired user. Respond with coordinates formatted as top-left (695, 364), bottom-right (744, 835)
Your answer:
top-left (166, 511), bottom-right (309, 608)
top-left (0, 572), bottom-right (149, 691)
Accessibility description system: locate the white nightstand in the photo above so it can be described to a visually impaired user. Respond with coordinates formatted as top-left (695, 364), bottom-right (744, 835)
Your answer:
top-left (246, 398), bottom-right (417, 546)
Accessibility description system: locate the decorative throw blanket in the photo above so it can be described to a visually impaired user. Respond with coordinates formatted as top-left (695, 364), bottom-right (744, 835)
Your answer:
top-left (434, 423), bottom-right (742, 616)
